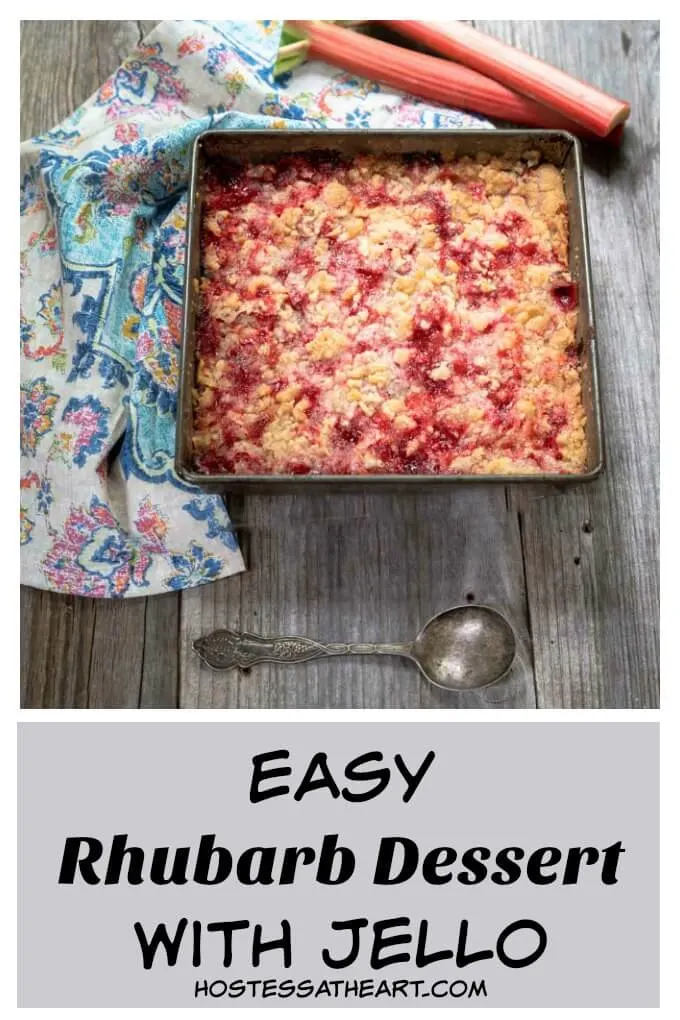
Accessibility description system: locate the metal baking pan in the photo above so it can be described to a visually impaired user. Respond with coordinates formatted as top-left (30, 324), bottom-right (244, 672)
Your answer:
top-left (176, 129), bottom-right (604, 493)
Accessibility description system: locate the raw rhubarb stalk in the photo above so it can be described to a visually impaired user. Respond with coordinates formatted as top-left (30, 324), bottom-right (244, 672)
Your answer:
top-left (286, 21), bottom-right (618, 140)
top-left (385, 20), bottom-right (630, 138)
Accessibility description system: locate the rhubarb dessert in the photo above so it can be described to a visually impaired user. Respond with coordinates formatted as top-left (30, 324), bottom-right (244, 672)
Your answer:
top-left (193, 149), bottom-right (586, 475)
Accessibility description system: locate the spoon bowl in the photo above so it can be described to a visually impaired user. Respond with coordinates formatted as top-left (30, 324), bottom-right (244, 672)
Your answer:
top-left (411, 605), bottom-right (516, 691)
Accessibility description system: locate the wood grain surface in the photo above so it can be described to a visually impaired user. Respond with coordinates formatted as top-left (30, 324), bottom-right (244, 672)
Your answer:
top-left (20, 20), bottom-right (659, 709)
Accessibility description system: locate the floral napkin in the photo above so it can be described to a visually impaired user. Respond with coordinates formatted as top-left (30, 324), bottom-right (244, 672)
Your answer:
top-left (20, 20), bottom-right (490, 598)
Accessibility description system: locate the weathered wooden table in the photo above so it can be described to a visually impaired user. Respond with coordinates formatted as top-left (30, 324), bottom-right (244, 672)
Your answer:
top-left (20, 20), bottom-right (659, 709)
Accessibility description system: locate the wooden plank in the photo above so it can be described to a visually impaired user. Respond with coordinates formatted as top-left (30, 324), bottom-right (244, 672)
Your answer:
top-left (474, 20), bottom-right (660, 707)
top-left (140, 593), bottom-right (180, 708)
top-left (180, 491), bottom-right (535, 709)
top-left (20, 584), bottom-right (178, 709)
top-left (86, 600), bottom-right (146, 708)
top-left (20, 588), bottom-right (95, 708)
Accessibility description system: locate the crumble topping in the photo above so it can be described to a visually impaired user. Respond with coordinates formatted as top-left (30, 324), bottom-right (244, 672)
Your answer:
top-left (193, 150), bottom-right (586, 476)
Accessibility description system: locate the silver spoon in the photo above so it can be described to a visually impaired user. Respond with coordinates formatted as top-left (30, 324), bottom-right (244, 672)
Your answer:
top-left (193, 604), bottom-right (516, 692)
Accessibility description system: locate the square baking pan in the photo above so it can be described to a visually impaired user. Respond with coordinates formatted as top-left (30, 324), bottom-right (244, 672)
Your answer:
top-left (176, 129), bottom-right (604, 492)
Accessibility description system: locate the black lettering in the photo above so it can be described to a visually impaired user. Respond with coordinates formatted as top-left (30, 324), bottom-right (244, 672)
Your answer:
top-left (491, 847), bottom-right (525, 885)
top-left (206, 920), bottom-right (249, 966)
top-left (317, 833), bottom-right (355, 885)
top-left (192, 920), bottom-right (201, 967)
top-left (456, 919), bottom-right (493, 968)
top-left (422, 847), bottom-right (457, 885)
top-left (342, 752), bottom-right (389, 803)
top-left (194, 834), bottom-right (232, 885)
top-left (371, 917), bottom-right (412, 970)
top-left (279, 845), bottom-right (315, 884)
top-left (394, 751), bottom-right (436, 802)
top-left (450, 980), bottom-right (468, 998)
top-left (294, 753), bottom-right (341, 801)
top-left (373, 836), bottom-right (419, 884)
top-left (236, 847), bottom-right (276, 885)
top-left (149, 847), bottom-right (190, 885)
top-left (134, 918), bottom-right (188, 970)
top-left (250, 750), bottom-right (291, 803)
top-left (252, 921), bottom-right (291, 968)
top-left (58, 836), bottom-right (103, 884)
top-left (457, 847), bottom-right (491, 885)
top-left (526, 847), bottom-right (562, 884)
top-left (209, 980), bottom-right (227, 998)
top-left (321, 918), bottom-right (368, 969)
top-left (392, 979), bottom-right (409, 997)
top-left (278, 980), bottom-right (295, 999)
top-left (600, 841), bottom-right (626, 884)
top-left (415, 919), bottom-right (453, 967)
top-left (228, 979), bottom-right (245, 998)
top-left (563, 846), bottom-right (600, 884)
top-left (496, 919), bottom-right (547, 968)
top-left (105, 834), bottom-right (144, 885)
top-left (359, 978), bottom-right (374, 997)
top-left (296, 980), bottom-right (314, 998)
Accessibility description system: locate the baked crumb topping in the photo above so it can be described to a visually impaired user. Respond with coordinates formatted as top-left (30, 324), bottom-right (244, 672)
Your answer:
top-left (193, 150), bottom-right (586, 476)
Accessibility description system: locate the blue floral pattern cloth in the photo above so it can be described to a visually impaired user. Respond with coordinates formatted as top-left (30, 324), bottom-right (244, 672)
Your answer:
top-left (20, 20), bottom-right (491, 598)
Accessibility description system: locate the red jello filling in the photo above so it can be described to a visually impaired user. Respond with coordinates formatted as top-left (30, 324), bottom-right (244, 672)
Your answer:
top-left (552, 282), bottom-right (578, 311)
top-left (194, 150), bottom-right (584, 476)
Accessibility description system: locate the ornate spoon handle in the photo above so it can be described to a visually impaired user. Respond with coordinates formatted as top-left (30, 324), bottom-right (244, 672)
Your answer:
top-left (193, 629), bottom-right (412, 671)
